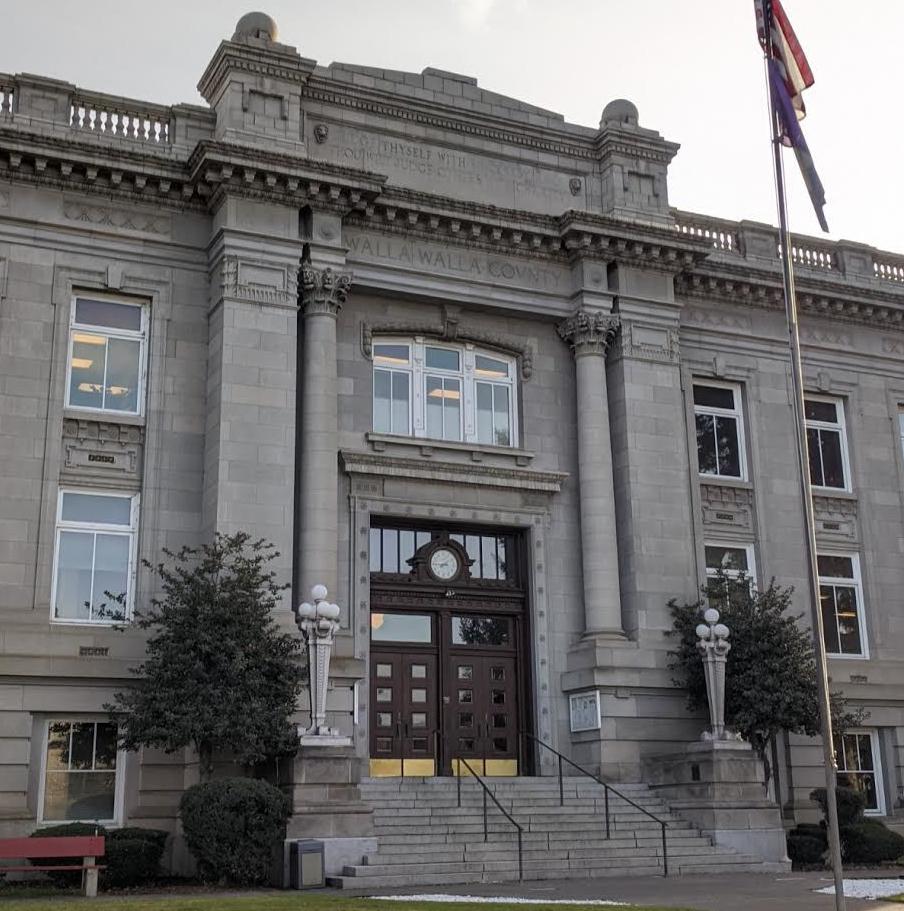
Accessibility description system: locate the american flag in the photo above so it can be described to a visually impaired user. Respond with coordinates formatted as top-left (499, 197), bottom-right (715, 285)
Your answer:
top-left (754, 0), bottom-right (815, 120)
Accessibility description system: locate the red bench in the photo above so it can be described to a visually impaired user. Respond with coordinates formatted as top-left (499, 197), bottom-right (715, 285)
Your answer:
top-left (0, 835), bottom-right (106, 896)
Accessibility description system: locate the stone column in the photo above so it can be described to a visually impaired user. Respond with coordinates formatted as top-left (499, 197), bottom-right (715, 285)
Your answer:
top-left (297, 262), bottom-right (351, 598)
top-left (558, 309), bottom-right (623, 637)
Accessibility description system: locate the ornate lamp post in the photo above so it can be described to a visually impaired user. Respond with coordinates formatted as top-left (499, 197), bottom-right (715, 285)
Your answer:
top-left (696, 607), bottom-right (732, 741)
top-left (296, 584), bottom-right (341, 738)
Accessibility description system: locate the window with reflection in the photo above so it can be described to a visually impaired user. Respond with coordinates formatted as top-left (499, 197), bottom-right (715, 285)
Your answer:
top-left (693, 382), bottom-right (746, 480)
top-left (66, 297), bottom-right (147, 415)
top-left (370, 612), bottom-right (432, 643)
top-left (836, 731), bottom-right (884, 814)
top-left (372, 339), bottom-right (517, 447)
top-left (818, 553), bottom-right (866, 656)
top-left (451, 615), bottom-right (511, 646)
top-left (41, 721), bottom-right (120, 823)
top-left (704, 543), bottom-right (755, 608)
top-left (805, 397), bottom-right (850, 490)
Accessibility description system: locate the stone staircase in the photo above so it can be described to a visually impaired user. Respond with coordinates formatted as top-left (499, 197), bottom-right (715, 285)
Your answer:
top-left (329, 776), bottom-right (785, 888)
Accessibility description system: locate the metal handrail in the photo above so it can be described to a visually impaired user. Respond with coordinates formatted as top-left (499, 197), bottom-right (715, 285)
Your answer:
top-left (521, 732), bottom-right (669, 876)
top-left (456, 756), bottom-right (523, 881)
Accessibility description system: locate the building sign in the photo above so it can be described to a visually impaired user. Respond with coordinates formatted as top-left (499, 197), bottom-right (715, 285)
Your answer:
top-left (569, 691), bottom-right (601, 732)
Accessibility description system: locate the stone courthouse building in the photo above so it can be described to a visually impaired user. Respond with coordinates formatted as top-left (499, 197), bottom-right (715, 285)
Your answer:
top-left (2, 10), bottom-right (904, 882)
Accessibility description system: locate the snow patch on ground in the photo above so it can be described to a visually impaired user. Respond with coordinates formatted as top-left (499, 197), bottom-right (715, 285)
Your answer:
top-left (370, 897), bottom-right (627, 906)
top-left (815, 879), bottom-right (904, 900)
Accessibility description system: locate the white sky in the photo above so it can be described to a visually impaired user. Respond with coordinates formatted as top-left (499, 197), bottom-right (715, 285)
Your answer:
top-left (3, 0), bottom-right (901, 253)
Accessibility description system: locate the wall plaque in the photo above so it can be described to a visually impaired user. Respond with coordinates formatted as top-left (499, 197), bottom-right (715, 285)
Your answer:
top-left (79, 646), bottom-right (109, 657)
top-left (569, 691), bottom-right (601, 733)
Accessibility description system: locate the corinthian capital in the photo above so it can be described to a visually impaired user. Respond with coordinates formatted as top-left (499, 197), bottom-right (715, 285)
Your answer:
top-left (301, 264), bottom-right (353, 317)
top-left (557, 309), bottom-right (620, 356)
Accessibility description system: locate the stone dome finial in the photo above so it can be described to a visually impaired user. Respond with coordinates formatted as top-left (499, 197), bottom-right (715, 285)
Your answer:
top-left (232, 11), bottom-right (279, 42)
top-left (600, 99), bottom-right (639, 128)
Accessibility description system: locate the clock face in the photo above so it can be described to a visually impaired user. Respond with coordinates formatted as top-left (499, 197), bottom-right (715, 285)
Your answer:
top-left (429, 547), bottom-right (460, 581)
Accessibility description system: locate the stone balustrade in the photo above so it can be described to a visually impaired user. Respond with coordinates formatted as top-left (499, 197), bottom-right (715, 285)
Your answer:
top-left (673, 209), bottom-right (903, 289)
top-left (0, 76), bottom-right (13, 117)
top-left (70, 90), bottom-right (172, 144)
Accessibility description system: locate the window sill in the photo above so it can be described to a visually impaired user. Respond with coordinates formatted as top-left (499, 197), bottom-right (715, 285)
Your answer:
top-left (697, 475), bottom-right (752, 489)
top-left (812, 486), bottom-right (856, 499)
top-left (63, 407), bottom-right (145, 427)
top-left (827, 652), bottom-right (870, 661)
top-left (51, 618), bottom-right (130, 628)
top-left (366, 432), bottom-right (535, 467)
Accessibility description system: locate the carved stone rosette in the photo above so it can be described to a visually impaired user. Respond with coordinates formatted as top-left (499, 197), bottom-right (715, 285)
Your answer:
top-left (300, 264), bottom-right (353, 317)
top-left (557, 309), bottom-right (620, 357)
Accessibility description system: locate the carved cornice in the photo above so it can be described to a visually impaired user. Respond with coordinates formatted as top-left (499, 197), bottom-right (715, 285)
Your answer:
top-left (361, 319), bottom-right (534, 380)
top-left (676, 269), bottom-right (904, 332)
top-left (557, 310), bottom-right (620, 357)
top-left (813, 494), bottom-right (858, 521)
top-left (301, 264), bottom-right (352, 316)
top-left (340, 449), bottom-right (568, 494)
top-left (62, 418), bottom-right (145, 445)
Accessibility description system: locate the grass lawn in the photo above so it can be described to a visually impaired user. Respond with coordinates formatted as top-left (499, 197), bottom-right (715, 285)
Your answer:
top-left (0, 889), bottom-right (701, 911)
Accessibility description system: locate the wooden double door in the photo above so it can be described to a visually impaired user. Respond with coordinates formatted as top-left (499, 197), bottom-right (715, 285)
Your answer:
top-left (369, 616), bottom-right (522, 776)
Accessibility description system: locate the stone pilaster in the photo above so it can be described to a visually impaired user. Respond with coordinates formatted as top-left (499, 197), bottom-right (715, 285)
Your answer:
top-left (557, 309), bottom-right (623, 638)
top-left (297, 262), bottom-right (352, 599)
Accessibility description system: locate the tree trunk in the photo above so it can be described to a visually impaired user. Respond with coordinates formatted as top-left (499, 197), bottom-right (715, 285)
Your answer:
top-left (198, 741), bottom-right (213, 782)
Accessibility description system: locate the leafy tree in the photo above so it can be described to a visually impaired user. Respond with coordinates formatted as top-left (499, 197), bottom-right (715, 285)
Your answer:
top-left (107, 533), bottom-right (301, 779)
top-left (669, 573), bottom-right (865, 784)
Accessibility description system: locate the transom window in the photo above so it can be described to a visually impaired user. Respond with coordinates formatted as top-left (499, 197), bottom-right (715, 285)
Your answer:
top-left (693, 382), bottom-right (746, 480)
top-left (372, 339), bottom-right (517, 447)
top-left (704, 543), bottom-right (755, 607)
top-left (818, 553), bottom-right (866, 657)
top-left (805, 396), bottom-right (850, 490)
top-left (66, 296), bottom-right (148, 416)
top-left (369, 526), bottom-right (512, 582)
top-left (40, 721), bottom-right (121, 824)
top-left (52, 490), bottom-right (139, 624)
top-left (835, 730), bottom-right (884, 815)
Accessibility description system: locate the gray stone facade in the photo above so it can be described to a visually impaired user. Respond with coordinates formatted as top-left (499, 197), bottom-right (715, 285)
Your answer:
top-left (1, 14), bottom-right (904, 860)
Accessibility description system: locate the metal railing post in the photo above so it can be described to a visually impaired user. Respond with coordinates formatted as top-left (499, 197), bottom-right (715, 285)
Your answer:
top-left (661, 822), bottom-right (668, 877)
top-left (604, 785), bottom-right (611, 839)
top-left (483, 785), bottom-right (488, 842)
top-left (517, 828), bottom-right (523, 881)
top-left (558, 754), bottom-right (563, 806)
top-left (457, 762), bottom-right (462, 807)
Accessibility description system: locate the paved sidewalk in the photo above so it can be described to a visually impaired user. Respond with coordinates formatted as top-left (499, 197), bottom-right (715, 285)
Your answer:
top-left (363, 872), bottom-right (904, 910)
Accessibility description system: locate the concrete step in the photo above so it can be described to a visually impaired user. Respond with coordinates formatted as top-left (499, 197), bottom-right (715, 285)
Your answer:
top-left (373, 831), bottom-right (714, 852)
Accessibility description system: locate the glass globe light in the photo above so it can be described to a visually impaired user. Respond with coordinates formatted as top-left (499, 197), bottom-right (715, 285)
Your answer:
top-left (695, 623), bottom-right (711, 640)
top-left (311, 584), bottom-right (328, 602)
top-left (713, 623), bottom-right (730, 639)
top-left (703, 607), bottom-right (720, 624)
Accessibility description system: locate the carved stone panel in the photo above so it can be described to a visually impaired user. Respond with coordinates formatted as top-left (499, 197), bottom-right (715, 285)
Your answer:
top-left (612, 322), bottom-right (680, 364)
top-left (61, 419), bottom-right (144, 483)
top-left (813, 494), bottom-right (859, 544)
top-left (700, 483), bottom-right (753, 532)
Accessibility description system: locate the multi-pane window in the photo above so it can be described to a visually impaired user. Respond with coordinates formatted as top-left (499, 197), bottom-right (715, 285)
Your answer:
top-left (372, 339), bottom-right (517, 447)
top-left (52, 490), bottom-right (138, 624)
top-left (704, 543), bottom-right (755, 607)
top-left (835, 731), bottom-right (884, 815)
top-left (66, 296), bottom-right (147, 415)
top-left (40, 721), bottom-right (120, 823)
top-left (369, 526), bottom-right (512, 582)
top-left (818, 554), bottom-right (866, 657)
top-left (693, 383), bottom-right (746, 480)
top-left (805, 397), bottom-right (849, 490)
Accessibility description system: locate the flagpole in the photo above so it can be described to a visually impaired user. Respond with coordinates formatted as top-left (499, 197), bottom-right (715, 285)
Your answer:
top-left (763, 4), bottom-right (845, 907)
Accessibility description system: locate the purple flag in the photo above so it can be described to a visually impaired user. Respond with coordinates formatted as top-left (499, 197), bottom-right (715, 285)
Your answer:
top-left (768, 58), bottom-right (829, 232)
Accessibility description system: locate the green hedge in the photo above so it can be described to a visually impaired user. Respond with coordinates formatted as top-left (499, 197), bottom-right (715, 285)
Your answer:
top-left (787, 832), bottom-right (826, 866)
top-left (29, 823), bottom-right (168, 889)
top-left (841, 820), bottom-right (904, 864)
top-left (810, 786), bottom-right (866, 828)
top-left (180, 778), bottom-right (290, 885)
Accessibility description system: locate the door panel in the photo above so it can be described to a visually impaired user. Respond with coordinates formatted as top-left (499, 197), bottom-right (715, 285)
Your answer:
top-left (448, 654), bottom-right (518, 776)
top-left (369, 651), bottom-right (438, 776)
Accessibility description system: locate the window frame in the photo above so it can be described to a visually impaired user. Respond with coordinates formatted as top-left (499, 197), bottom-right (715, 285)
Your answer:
top-left (818, 551), bottom-right (868, 659)
top-left (50, 488), bottom-right (140, 626)
top-left (65, 293), bottom-right (149, 418)
top-left (703, 541), bottom-right (757, 607)
top-left (372, 337), bottom-right (519, 448)
top-left (36, 719), bottom-right (125, 826)
top-left (804, 394), bottom-right (851, 492)
top-left (692, 380), bottom-right (748, 482)
top-left (835, 729), bottom-right (885, 816)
